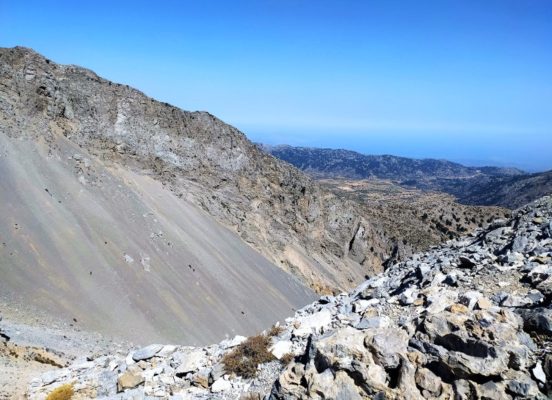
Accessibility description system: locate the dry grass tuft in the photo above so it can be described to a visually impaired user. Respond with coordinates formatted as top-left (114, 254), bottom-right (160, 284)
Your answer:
top-left (46, 383), bottom-right (74, 400)
top-left (267, 324), bottom-right (284, 337)
top-left (222, 334), bottom-right (275, 378)
top-left (279, 352), bottom-right (295, 365)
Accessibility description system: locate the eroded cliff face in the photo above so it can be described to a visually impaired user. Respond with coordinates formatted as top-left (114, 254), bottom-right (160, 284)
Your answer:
top-left (0, 46), bottom-right (399, 293)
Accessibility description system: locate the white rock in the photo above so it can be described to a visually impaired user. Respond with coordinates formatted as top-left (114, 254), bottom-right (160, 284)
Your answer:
top-left (352, 299), bottom-right (376, 313)
top-left (158, 344), bottom-right (177, 357)
top-left (174, 349), bottom-right (206, 374)
top-left (459, 291), bottom-right (482, 310)
top-left (399, 288), bottom-right (417, 305)
top-left (227, 335), bottom-right (247, 348)
top-left (425, 288), bottom-right (458, 314)
top-left (143, 366), bottom-right (163, 380)
top-left (126, 352), bottom-right (135, 366)
top-left (132, 344), bottom-right (163, 361)
top-left (270, 340), bottom-right (293, 359)
top-left (296, 309), bottom-right (332, 333)
top-left (70, 361), bottom-right (95, 371)
top-left (533, 362), bottom-right (546, 383)
top-left (211, 378), bottom-right (232, 392)
top-left (292, 326), bottom-right (312, 338)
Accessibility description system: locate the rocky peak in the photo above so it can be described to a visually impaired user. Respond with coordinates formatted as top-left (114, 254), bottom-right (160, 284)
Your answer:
top-left (27, 196), bottom-right (552, 399)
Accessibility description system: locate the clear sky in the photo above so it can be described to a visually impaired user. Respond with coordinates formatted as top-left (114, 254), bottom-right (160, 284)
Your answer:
top-left (1, 1), bottom-right (551, 171)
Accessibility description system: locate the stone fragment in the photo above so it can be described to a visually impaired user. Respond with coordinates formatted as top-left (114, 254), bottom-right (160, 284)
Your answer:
top-left (506, 374), bottom-right (539, 398)
top-left (192, 368), bottom-right (210, 388)
top-left (517, 308), bottom-right (552, 335)
top-left (270, 340), bottom-right (293, 359)
top-left (211, 378), bottom-right (232, 392)
top-left (532, 362), bottom-right (546, 384)
top-left (354, 316), bottom-right (390, 330)
top-left (459, 291), bottom-right (482, 310)
top-left (415, 367), bottom-right (442, 396)
top-left (132, 344), bottom-right (163, 361)
top-left (174, 349), bottom-right (206, 375)
top-left (476, 297), bottom-right (492, 310)
top-left (449, 303), bottom-right (469, 314)
top-left (117, 371), bottom-right (144, 391)
top-left (366, 328), bottom-right (408, 369)
top-left (210, 363), bottom-right (225, 382)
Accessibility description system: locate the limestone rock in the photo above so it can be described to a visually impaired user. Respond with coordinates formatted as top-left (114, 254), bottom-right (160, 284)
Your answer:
top-left (117, 371), bottom-right (144, 391)
top-left (132, 344), bottom-right (163, 361)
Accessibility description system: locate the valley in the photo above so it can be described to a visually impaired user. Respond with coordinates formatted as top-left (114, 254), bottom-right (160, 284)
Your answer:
top-left (265, 145), bottom-right (552, 209)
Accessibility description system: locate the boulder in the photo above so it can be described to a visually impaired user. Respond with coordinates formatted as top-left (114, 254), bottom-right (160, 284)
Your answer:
top-left (365, 328), bottom-right (408, 369)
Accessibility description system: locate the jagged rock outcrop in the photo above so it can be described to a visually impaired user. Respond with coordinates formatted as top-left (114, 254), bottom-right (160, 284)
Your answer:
top-left (28, 196), bottom-right (552, 399)
top-left (0, 46), bottom-right (412, 294)
top-left (318, 178), bottom-right (510, 252)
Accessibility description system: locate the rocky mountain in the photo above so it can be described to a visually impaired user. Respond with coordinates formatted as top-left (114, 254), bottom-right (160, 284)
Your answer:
top-left (0, 46), bottom-right (453, 346)
top-left (438, 170), bottom-right (552, 209)
top-left (25, 196), bottom-right (552, 399)
top-left (263, 145), bottom-right (524, 181)
top-left (1, 46), bottom-right (426, 296)
top-left (264, 145), bottom-right (552, 208)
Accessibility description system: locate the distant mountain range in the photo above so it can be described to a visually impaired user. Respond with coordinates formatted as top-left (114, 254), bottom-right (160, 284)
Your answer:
top-left (263, 145), bottom-right (552, 208)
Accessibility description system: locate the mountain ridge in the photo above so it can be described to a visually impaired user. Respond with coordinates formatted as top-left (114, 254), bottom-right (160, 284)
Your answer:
top-left (263, 144), bottom-right (551, 208)
top-left (261, 144), bottom-right (526, 178)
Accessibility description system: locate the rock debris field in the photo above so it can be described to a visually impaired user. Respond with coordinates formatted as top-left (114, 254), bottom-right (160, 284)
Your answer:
top-left (22, 196), bottom-right (552, 399)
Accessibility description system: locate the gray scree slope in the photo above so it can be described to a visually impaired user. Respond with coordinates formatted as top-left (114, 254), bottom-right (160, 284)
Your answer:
top-left (0, 133), bottom-right (315, 345)
top-left (0, 46), bottom-right (401, 296)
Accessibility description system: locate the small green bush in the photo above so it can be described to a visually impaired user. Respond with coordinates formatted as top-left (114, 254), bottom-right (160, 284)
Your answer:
top-left (222, 334), bottom-right (275, 378)
top-left (46, 383), bottom-right (74, 400)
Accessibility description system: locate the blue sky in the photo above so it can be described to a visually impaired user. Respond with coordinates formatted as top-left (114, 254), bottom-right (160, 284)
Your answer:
top-left (1, 1), bottom-right (551, 171)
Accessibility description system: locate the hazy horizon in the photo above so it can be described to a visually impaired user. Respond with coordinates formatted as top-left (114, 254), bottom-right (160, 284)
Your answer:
top-left (247, 129), bottom-right (552, 173)
top-left (2, 0), bottom-right (551, 171)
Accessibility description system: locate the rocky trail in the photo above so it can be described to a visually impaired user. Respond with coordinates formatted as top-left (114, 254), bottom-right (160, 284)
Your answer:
top-left (0, 303), bottom-right (129, 399)
top-left (26, 196), bottom-right (552, 399)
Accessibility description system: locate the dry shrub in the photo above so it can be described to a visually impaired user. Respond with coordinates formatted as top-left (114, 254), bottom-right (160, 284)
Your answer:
top-left (46, 383), bottom-right (74, 400)
top-left (222, 334), bottom-right (275, 378)
top-left (267, 324), bottom-right (284, 337)
top-left (279, 352), bottom-right (295, 365)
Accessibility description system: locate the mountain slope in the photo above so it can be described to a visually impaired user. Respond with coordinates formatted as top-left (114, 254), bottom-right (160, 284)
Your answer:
top-left (264, 145), bottom-right (524, 181)
top-left (0, 46), bottom-right (377, 296)
top-left (438, 170), bottom-right (552, 208)
top-left (0, 46), bottom-right (430, 345)
top-left (319, 178), bottom-right (510, 249)
top-left (27, 196), bottom-right (552, 399)
top-left (264, 145), bottom-right (551, 208)
top-left (0, 130), bottom-right (315, 345)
